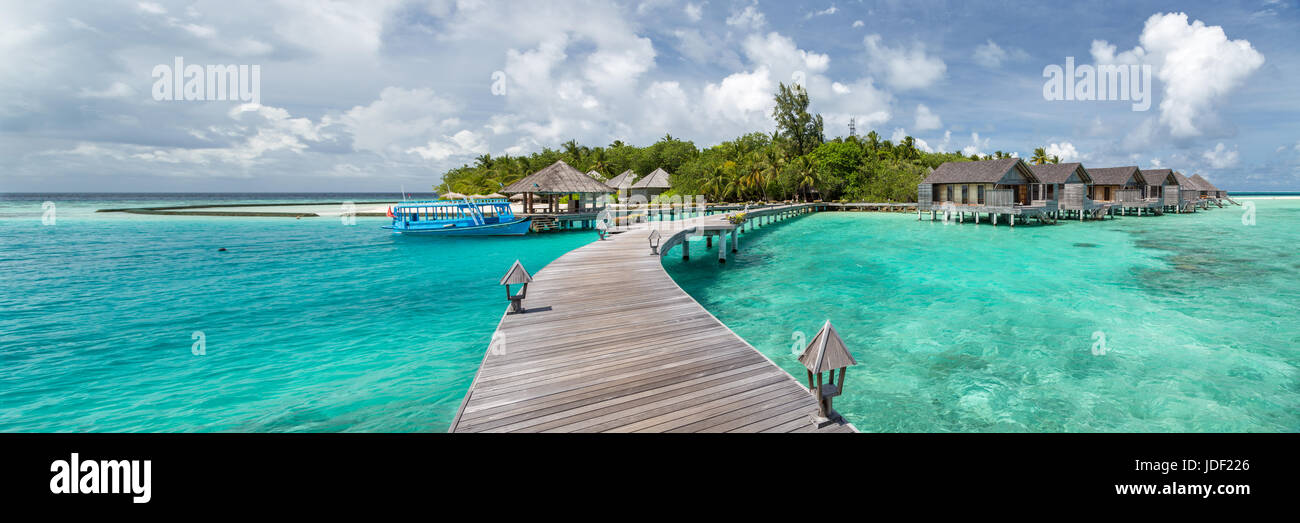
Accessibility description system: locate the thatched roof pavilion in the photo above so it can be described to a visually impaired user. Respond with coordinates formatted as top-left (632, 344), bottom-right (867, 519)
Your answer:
top-left (502, 160), bottom-right (614, 214)
top-left (628, 167), bottom-right (672, 200)
top-left (632, 167), bottom-right (672, 190)
top-left (605, 169), bottom-right (636, 191)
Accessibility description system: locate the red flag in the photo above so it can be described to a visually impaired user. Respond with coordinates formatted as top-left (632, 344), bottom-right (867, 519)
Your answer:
top-left (386, 206), bottom-right (394, 218)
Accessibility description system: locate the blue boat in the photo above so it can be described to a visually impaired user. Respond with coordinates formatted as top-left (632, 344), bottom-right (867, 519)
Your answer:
top-left (384, 198), bottom-right (531, 236)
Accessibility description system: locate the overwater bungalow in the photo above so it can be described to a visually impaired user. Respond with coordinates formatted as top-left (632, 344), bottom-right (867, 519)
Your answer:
top-left (1189, 174), bottom-right (1226, 206)
top-left (1029, 162), bottom-right (1107, 220)
top-left (1170, 171), bottom-right (1202, 212)
top-left (1140, 168), bottom-right (1180, 211)
top-left (630, 167), bottom-right (672, 201)
top-left (917, 158), bottom-right (1058, 226)
top-left (1085, 166), bottom-right (1154, 215)
top-left (502, 160), bottom-right (615, 229)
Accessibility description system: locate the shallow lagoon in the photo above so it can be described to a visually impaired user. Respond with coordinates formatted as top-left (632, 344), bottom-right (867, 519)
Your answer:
top-left (666, 199), bottom-right (1299, 432)
top-left (0, 195), bottom-right (591, 431)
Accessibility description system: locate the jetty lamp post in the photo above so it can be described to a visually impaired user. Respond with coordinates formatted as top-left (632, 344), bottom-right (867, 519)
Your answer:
top-left (648, 229), bottom-right (661, 255)
top-left (797, 320), bottom-right (858, 427)
top-left (500, 260), bottom-right (534, 314)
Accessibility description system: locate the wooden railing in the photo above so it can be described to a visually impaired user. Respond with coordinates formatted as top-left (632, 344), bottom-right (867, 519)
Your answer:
top-left (986, 189), bottom-right (1015, 207)
top-left (1116, 189), bottom-right (1142, 203)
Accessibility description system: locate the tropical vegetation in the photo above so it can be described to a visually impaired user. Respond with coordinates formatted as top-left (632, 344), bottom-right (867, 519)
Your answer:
top-left (437, 84), bottom-right (1061, 203)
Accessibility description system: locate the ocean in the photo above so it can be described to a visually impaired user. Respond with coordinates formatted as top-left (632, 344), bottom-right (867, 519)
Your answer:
top-left (0, 193), bottom-right (591, 431)
top-left (2, 193), bottom-right (1296, 432)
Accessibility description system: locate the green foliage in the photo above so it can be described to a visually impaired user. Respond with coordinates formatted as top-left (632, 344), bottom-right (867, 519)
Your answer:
top-left (771, 83), bottom-right (824, 156)
top-left (435, 89), bottom-right (998, 204)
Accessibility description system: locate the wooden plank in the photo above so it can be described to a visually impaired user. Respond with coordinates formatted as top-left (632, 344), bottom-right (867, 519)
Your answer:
top-left (449, 204), bottom-right (854, 433)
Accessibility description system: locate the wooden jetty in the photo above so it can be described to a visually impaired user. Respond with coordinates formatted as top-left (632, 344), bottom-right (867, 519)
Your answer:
top-left (449, 204), bottom-right (856, 433)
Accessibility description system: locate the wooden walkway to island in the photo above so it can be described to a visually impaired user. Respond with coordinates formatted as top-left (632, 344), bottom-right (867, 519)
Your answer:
top-left (449, 204), bottom-right (856, 433)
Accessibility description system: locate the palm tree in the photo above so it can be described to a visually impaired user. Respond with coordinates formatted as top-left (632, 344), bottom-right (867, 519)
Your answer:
top-left (702, 164), bottom-right (729, 202)
top-left (1049, 155), bottom-right (1061, 164)
top-left (562, 140), bottom-right (582, 164)
top-left (900, 136), bottom-right (919, 161)
top-left (791, 156), bottom-right (818, 202)
top-left (1030, 147), bottom-right (1049, 165)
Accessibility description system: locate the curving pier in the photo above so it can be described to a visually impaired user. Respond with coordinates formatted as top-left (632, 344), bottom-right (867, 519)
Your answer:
top-left (449, 204), bottom-right (856, 433)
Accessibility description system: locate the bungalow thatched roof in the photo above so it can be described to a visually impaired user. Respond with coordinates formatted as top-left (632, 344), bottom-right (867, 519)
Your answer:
top-left (1142, 168), bottom-right (1175, 186)
top-left (1171, 171), bottom-right (1197, 188)
top-left (502, 160), bottom-right (615, 195)
top-left (1029, 162), bottom-right (1091, 184)
top-left (1189, 174), bottom-right (1215, 192)
top-left (605, 169), bottom-right (636, 190)
top-left (631, 167), bottom-right (672, 189)
top-left (1191, 174), bottom-right (1222, 193)
top-left (1088, 166), bottom-right (1142, 186)
top-left (921, 158), bottom-right (1038, 184)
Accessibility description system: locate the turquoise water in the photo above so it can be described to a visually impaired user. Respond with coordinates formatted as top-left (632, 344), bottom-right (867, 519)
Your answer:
top-left (666, 200), bottom-right (1300, 432)
top-left (5, 195), bottom-right (1297, 432)
top-left (0, 194), bottom-right (592, 432)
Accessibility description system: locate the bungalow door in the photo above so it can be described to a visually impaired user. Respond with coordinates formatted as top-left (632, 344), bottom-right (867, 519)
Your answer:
top-left (1017, 185), bottom-right (1028, 205)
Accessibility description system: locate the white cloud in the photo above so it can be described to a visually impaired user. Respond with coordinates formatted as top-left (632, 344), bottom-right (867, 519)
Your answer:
top-left (972, 39), bottom-right (1027, 68)
top-left (1045, 142), bottom-right (1085, 162)
top-left (407, 130), bottom-right (489, 161)
top-left (961, 132), bottom-right (989, 157)
top-left (77, 81), bottom-right (134, 99)
top-left (806, 5), bottom-right (838, 19)
top-left (60, 104), bottom-right (332, 167)
top-left (1092, 12), bottom-right (1265, 138)
top-left (914, 104), bottom-right (941, 131)
top-left (852, 20), bottom-right (864, 28)
top-left (935, 130), bottom-right (953, 152)
top-left (726, 2), bottom-right (766, 31)
top-left (136, 2), bottom-right (166, 15)
top-left (703, 67), bottom-right (774, 126)
top-left (742, 32), bottom-right (830, 78)
top-left (1202, 142), bottom-right (1239, 168)
top-left (684, 2), bottom-right (704, 22)
top-left (863, 34), bottom-right (946, 90)
top-left (340, 87), bottom-right (460, 158)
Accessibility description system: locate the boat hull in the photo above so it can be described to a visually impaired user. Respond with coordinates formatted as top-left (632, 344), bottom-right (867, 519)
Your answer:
top-left (388, 217), bottom-right (532, 236)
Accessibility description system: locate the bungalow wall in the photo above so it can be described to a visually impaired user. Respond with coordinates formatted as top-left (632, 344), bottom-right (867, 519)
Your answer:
top-left (931, 183), bottom-right (997, 205)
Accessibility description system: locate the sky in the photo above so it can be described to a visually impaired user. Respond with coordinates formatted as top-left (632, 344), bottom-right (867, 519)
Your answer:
top-left (1, 0), bottom-right (1297, 192)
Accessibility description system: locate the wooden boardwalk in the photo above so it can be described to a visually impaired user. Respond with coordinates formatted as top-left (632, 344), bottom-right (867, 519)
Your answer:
top-left (449, 204), bottom-right (856, 433)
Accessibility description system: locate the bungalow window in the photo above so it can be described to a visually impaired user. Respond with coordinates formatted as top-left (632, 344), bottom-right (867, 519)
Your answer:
top-left (976, 185), bottom-right (985, 204)
top-left (946, 185), bottom-right (954, 202)
top-left (1047, 184), bottom-right (1055, 200)
top-left (961, 185), bottom-right (969, 204)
